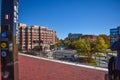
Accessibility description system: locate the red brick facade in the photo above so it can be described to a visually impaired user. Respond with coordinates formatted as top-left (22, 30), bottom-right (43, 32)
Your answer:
top-left (81, 35), bottom-right (97, 41)
top-left (18, 23), bottom-right (58, 50)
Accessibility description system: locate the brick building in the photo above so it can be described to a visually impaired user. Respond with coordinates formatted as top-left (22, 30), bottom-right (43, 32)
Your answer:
top-left (81, 34), bottom-right (97, 41)
top-left (18, 23), bottom-right (58, 51)
top-left (65, 33), bottom-right (97, 41)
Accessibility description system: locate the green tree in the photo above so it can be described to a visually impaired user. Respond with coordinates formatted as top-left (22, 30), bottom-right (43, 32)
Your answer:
top-left (63, 40), bottom-right (73, 49)
top-left (72, 38), bottom-right (91, 57)
top-left (90, 40), bottom-right (96, 54)
top-left (99, 34), bottom-right (110, 48)
top-left (55, 41), bottom-right (61, 47)
top-left (72, 39), bottom-right (84, 51)
top-left (84, 38), bottom-right (93, 58)
top-left (33, 46), bottom-right (40, 51)
top-left (63, 40), bottom-right (71, 45)
top-left (94, 36), bottom-right (108, 53)
top-left (50, 44), bottom-right (56, 50)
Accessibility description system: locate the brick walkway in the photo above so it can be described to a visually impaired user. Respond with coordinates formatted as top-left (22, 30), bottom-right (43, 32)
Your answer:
top-left (0, 54), bottom-right (107, 80)
top-left (18, 54), bottom-right (107, 80)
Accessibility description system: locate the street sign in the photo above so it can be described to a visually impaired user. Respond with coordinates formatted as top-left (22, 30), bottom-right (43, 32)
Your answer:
top-left (1, 32), bottom-right (7, 38)
top-left (1, 51), bottom-right (7, 57)
top-left (1, 0), bottom-right (19, 80)
top-left (1, 42), bottom-right (7, 48)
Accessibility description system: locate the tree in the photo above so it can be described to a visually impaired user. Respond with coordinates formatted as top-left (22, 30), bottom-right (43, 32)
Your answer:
top-left (33, 46), bottom-right (40, 51)
top-left (55, 41), bottom-right (61, 47)
top-left (72, 38), bottom-right (91, 57)
top-left (99, 34), bottom-right (110, 48)
top-left (84, 38), bottom-right (93, 58)
top-left (90, 40), bottom-right (96, 54)
top-left (50, 45), bottom-right (55, 50)
top-left (72, 39), bottom-right (84, 50)
top-left (94, 36), bottom-right (108, 53)
top-left (33, 40), bottom-right (43, 51)
top-left (53, 40), bottom-right (73, 49)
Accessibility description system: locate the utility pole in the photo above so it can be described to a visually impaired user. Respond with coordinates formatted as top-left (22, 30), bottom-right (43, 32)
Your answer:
top-left (0, 0), bottom-right (19, 80)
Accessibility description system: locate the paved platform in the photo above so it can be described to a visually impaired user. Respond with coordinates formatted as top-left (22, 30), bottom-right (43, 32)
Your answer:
top-left (0, 54), bottom-right (107, 80)
top-left (19, 54), bottom-right (107, 80)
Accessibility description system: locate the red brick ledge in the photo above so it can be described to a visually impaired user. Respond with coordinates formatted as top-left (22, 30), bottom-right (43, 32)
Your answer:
top-left (19, 53), bottom-right (108, 71)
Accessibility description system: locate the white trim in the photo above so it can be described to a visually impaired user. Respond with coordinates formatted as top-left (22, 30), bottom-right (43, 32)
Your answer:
top-left (19, 53), bottom-right (108, 71)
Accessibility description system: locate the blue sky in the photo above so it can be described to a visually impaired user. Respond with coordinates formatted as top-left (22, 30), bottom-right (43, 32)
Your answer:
top-left (19, 0), bottom-right (120, 39)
